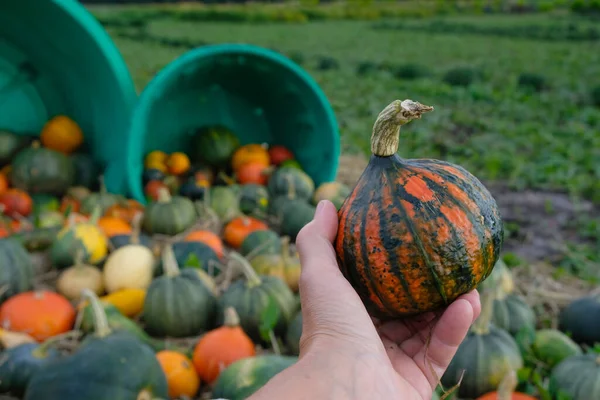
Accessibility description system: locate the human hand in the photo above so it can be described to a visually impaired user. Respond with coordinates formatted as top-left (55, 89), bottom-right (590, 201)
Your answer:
top-left (250, 200), bottom-right (481, 400)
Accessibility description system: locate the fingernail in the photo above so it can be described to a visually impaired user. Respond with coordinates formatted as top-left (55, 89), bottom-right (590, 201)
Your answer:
top-left (315, 200), bottom-right (326, 218)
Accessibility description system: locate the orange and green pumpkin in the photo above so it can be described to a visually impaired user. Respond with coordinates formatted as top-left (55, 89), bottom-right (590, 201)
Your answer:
top-left (335, 100), bottom-right (504, 319)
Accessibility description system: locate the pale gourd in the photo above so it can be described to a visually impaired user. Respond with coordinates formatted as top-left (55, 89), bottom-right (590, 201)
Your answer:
top-left (56, 252), bottom-right (104, 301)
top-left (103, 244), bottom-right (155, 293)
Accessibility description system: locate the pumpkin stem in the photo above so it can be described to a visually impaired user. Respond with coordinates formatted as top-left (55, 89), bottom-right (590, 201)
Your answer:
top-left (81, 288), bottom-right (112, 338)
top-left (223, 306), bottom-right (241, 327)
top-left (32, 331), bottom-right (81, 358)
top-left (284, 175), bottom-right (296, 199)
top-left (229, 251), bottom-right (261, 287)
top-left (89, 205), bottom-right (102, 225)
top-left (130, 211), bottom-right (143, 245)
top-left (471, 289), bottom-right (494, 335)
top-left (73, 247), bottom-right (85, 268)
top-left (496, 369), bottom-right (518, 400)
top-left (161, 243), bottom-right (181, 277)
top-left (157, 188), bottom-right (172, 203)
top-left (371, 99), bottom-right (434, 157)
top-left (98, 175), bottom-right (107, 195)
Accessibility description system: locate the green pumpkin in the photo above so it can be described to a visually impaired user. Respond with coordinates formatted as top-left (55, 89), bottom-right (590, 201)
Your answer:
top-left (532, 329), bottom-right (582, 368)
top-left (191, 125), bottom-right (240, 168)
top-left (491, 291), bottom-right (536, 337)
top-left (209, 185), bottom-right (241, 223)
top-left (239, 183), bottom-right (270, 218)
top-left (9, 141), bottom-right (75, 195)
top-left (0, 238), bottom-right (34, 304)
top-left (143, 244), bottom-right (218, 338)
top-left (25, 290), bottom-right (168, 400)
top-left (250, 236), bottom-right (301, 292)
top-left (212, 355), bottom-right (297, 400)
top-left (71, 153), bottom-right (101, 189)
top-left (441, 294), bottom-right (523, 399)
top-left (155, 241), bottom-right (221, 276)
top-left (279, 159), bottom-right (302, 170)
top-left (218, 252), bottom-right (297, 344)
top-left (9, 226), bottom-right (61, 252)
top-left (312, 181), bottom-right (351, 210)
top-left (142, 188), bottom-right (196, 236)
top-left (268, 166), bottom-right (315, 201)
top-left (0, 130), bottom-right (32, 167)
top-left (35, 211), bottom-right (65, 229)
top-left (0, 340), bottom-right (62, 395)
top-left (286, 310), bottom-right (302, 355)
top-left (268, 194), bottom-right (293, 219)
top-left (31, 194), bottom-right (60, 213)
top-left (558, 294), bottom-right (600, 346)
top-left (478, 258), bottom-right (514, 293)
top-left (241, 229), bottom-right (281, 257)
top-left (550, 353), bottom-right (600, 400)
top-left (79, 177), bottom-right (122, 215)
top-left (280, 199), bottom-right (315, 241)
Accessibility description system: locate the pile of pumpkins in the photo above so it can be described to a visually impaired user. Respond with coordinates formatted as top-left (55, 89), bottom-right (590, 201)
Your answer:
top-left (0, 118), bottom-right (350, 399)
top-left (436, 259), bottom-right (600, 400)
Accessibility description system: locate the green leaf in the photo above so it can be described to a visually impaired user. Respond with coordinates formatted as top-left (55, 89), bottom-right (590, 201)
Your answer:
top-left (259, 297), bottom-right (280, 343)
top-left (184, 253), bottom-right (203, 270)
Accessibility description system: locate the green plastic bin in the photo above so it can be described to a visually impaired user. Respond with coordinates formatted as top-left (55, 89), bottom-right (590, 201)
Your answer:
top-left (0, 0), bottom-right (138, 194)
top-left (127, 44), bottom-right (340, 203)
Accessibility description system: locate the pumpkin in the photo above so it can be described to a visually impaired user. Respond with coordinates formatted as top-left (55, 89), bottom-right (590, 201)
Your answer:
top-left (0, 238), bottom-right (34, 305)
top-left (50, 209), bottom-right (108, 268)
top-left (142, 188), bottom-right (197, 236)
top-left (241, 229), bottom-right (282, 257)
top-left (0, 188), bottom-right (33, 217)
top-left (232, 143), bottom-right (270, 171)
top-left (40, 115), bottom-right (83, 154)
top-left (250, 236), bottom-right (301, 292)
top-left (479, 258), bottom-right (514, 293)
top-left (223, 216), bottom-right (269, 249)
top-left (441, 292), bottom-right (523, 399)
top-left (280, 159), bottom-right (302, 169)
top-left (192, 307), bottom-right (256, 384)
top-left (109, 211), bottom-right (153, 251)
top-left (9, 141), bottom-right (75, 195)
top-left (145, 150), bottom-right (169, 167)
top-left (166, 152), bottom-right (191, 176)
top-left (71, 153), bottom-right (101, 189)
top-left (0, 173), bottom-right (8, 195)
top-left (267, 166), bottom-right (315, 201)
top-left (209, 185), bottom-right (241, 223)
top-left (191, 125), bottom-right (240, 168)
top-left (212, 355), bottom-right (298, 400)
top-left (491, 291), bottom-right (536, 337)
top-left (103, 199), bottom-right (144, 224)
top-left (0, 328), bottom-right (36, 349)
top-left (279, 199), bottom-right (316, 241)
top-left (59, 195), bottom-right (80, 214)
top-left (0, 338), bottom-right (62, 395)
top-left (239, 183), bottom-right (269, 218)
top-left (532, 329), bottom-right (581, 368)
top-left (56, 250), bottom-right (105, 301)
top-left (286, 310), bottom-right (302, 355)
top-left (179, 177), bottom-right (210, 201)
top-left (156, 350), bottom-right (200, 398)
top-left (312, 181), bottom-right (351, 210)
top-left (184, 229), bottom-right (224, 259)
top-left (25, 289), bottom-right (169, 400)
top-left (0, 290), bottom-right (76, 342)
top-left (102, 228), bottom-right (155, 293)
top-left (97, 216), bottom-right (132, 238)
top-left (31, 194), bottom-right (59, 213)
top-left (79, 177), bottom-right (122, 215)
top-left (35, 210), bottom-right (65, 228)
top-left (236, 161), bottom-right (271, 185)
top-left (66, 186), bottom-right (91, 202)
top-left (558, 294), bottom-right (600, 346)
top-left (549, 353), bottom-right (600, 400)
top-left (218, 252), bottom-right (297, 344)
top-left (0, 130), bottom-right (32, 167)
top-left (163, 174), bottom-right (181, 195)
top-left (143, 244), bottom-right (217, 338)
top-left (145, 179), bottom-right (169, 201)
top-left (335, 100), bottom-right (504, 319)
top-left (476, 370), bottom-right (536, 400)
top-left (100, 288), bottom-right (146, 318)
top-left (268, 145), bottom-right (294, 166)
top-left (142, 168), bottom-right (166, 185)
top-left (191, 165), bottom-right (215, 183)
top-left (164, 241), bottom-right (221, 275)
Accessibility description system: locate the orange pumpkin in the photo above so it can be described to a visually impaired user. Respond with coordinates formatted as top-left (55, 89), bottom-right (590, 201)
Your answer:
top-left (235, 162), bottom-right (271, 185)
top-left (145, 180), bottom-right (169, 201)
top-left (0, 290), bottom-right (76, 341)
top-left (192, 307), bottom-right (255, 384)
top-left (0, 188), bottom-right (32, 217)
top-left (0, 174), bottom-right (8, 195)
top-left (268, 145), bottom-right (294, 166)
top-left (166, 152), bottom-right (191, 176)
top-left (231, 144), bottom-right (270, 171)
top-left (223, 216), bottom-right (268, 249)
top-left (477, 393), bottom-right (537, 400)
top-left (145, 150), bottom-right (168, 165)
top-left (40, 115), bottom-right (84, 154)
top-left (104, 200), bottom-right (144, 224)
top-left (97, 216), bottom-right (132, 237)
top-left (184, 230), bottom-right (224, 259)
top-left (156, 350), bottom-right (200, 398)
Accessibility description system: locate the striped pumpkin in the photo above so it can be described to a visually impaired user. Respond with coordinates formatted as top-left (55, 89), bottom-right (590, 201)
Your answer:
top-left (335, 100), bottom-right (504, 318)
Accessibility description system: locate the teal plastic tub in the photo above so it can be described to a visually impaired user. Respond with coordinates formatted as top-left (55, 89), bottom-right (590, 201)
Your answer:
top-left (127, 44), bottom-right (340, 203)
top-left (0, 0), bottom-right (138, 194)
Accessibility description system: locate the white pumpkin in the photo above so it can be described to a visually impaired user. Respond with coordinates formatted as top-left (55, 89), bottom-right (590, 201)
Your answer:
top-left (56, 262), bottom-right (104, 301)
top-left (103, 244), bottom-right (155, 293)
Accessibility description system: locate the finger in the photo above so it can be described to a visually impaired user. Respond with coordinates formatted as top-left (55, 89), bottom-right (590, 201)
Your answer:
top-left (377, 312), bottom-right (438, 344)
